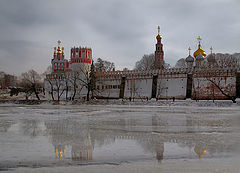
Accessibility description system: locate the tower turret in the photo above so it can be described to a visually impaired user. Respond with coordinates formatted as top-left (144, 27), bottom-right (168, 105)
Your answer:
top-left (207, 46), bottom-right (217, 67)
top-left (154, 26), bottom-right (164, 69)
top-left (51, 40), bottom-right (68, 72)
top-left (185, 47), bottom-right (194, 69)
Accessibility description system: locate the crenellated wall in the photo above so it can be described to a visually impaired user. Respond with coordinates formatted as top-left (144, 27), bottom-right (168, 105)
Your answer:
top-left (44, 66), bottom-right (240, 101)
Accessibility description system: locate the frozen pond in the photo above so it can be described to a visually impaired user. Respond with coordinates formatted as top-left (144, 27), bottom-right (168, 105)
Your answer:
top-left (0, 102), bottom-right (239, 172)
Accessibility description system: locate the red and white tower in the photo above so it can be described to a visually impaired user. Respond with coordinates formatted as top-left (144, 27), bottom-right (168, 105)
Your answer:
top-left (154, 26), bottom-right (164, 69)
top-left (70, 47), bottom-right (92, 72)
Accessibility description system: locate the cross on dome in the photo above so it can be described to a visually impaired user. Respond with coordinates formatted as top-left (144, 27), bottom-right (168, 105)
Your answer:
top-left (188, 47), bottom-right (191, 55)
top-left (210, 46), bottom-right (213, 54)
top-left (158, 26), bottom-right (160, 35)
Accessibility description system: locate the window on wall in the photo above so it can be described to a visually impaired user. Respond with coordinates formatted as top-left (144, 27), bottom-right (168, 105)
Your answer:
top-left (55, 63), bottom-right (58, 70)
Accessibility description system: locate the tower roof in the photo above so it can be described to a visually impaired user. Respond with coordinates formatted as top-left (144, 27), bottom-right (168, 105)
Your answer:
top-left (156, 26), bottom-right (162, 39)
top-left (186, 55), bottom-right (194, 62)
top-left (207, 47), bottom-right (216, 63)
top-left (193, 36), bottom-right (206, 58)
top-left (186, 47), bottom-right (194, 62)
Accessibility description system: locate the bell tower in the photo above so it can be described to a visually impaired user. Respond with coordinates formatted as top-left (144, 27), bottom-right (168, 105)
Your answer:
top-left (154, 26), bottom-right (164, 69)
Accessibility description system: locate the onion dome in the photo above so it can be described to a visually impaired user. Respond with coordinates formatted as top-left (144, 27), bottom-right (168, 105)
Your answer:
top-left (186, 47), bottom-right (194, 62)
top-left (156, 34), bottom-right (162, 39)
top-left (57, 40), bottom-right (61, 53)
top-left (207, 47), bottom-right (216, 63)
top-left (186, 55), bottom-right (194, 62)
top-left (207, 54), bottom-right (216, 63)
top-left (193, 36), bottom-right (206, 58)
top-left (193, 46), bottom-right (207, 57)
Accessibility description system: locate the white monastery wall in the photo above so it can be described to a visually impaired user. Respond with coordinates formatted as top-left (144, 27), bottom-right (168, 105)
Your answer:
top-left (157, 76), bottom-right (187, 99)
top-left (192, 75), bottom-right (236, 100)
top-left (96, 78), bottom-right (121, 98)
top-left (124, 78), bottom-right (152, 99)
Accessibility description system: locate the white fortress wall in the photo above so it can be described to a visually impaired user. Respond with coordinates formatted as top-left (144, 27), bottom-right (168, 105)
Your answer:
top-left (157, 76), bottom-right (187, 99)
top-left (192, 69), bottom-right (236, 99)
top-left (156, 69), bottom-right (188, 99)
top-left (124, 77), bottom-right (153, 99)
top-left (95, 78), bottom-right (121, 98)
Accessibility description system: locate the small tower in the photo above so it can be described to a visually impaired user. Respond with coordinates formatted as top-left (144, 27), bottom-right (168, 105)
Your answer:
top-left (154, 26), bottom-right (164, 69)
top-left (51, 40), bottom-right (69, 72)
top-left (194, 36), bottom-right (206, 68)
top-left (207, 47), bottom-right (217, 67)
top-left (185, 47), bottom-right (194, 69)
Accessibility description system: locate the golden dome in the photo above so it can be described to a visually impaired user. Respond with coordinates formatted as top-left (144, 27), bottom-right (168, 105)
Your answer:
top-left (57, 40), bottom-right (61, 53)
top-left (193, 46), bottom-right (207, 57)
top-left (156, 34), bottom-right (162, 39)
top-left (193, 36), bottom-right (206, 58)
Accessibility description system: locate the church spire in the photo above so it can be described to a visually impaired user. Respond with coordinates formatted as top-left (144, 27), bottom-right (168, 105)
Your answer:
top-left (154, 26), bottom-right (164, 69)
top-left (188, 47), bottom-right (191, 56)
top-left (210, 46), bottom-right (213, 54)
top-left (156, 26), bottom-right (162, 40)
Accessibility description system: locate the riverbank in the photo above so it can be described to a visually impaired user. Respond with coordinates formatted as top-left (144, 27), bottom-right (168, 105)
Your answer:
top-left (0, 98), bottom-right (240, 107)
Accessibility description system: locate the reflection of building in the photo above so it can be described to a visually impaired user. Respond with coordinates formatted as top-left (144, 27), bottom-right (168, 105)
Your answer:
top-left (45, 119), bottom-right (93, 161)
top-left (55, 145), bottom-right (65, 159)
top-left (194, 144), bottom-right (207, 158)
top-left (43, 113), bottom-right (237, 161)
top-left (72, 134), bottom-right (92, 161)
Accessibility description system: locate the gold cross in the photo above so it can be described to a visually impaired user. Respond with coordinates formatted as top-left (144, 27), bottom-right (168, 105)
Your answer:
top-left (158, 26), bottom-right (160, 35)
top-left (197, 36), bottom-right (202, 44)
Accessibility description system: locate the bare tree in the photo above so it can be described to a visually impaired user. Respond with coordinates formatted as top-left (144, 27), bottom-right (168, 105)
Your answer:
top-left (20, 69), bottom-right (43, 100)
top-left (77, 63), bottom-right (96, 101)
top-left (175, 58), bottom-right (187, 68)
top-left (68, 71), bottom-right (84, 101)
top-left (215, 53), bottom-right (238, 68)
top-left (207, 77), bottom-right (236, 103)
top-left (45, 73), bottom-right (66, 101)
top-left (45, 77), bottom-right (55, 100)
top-left (135, 53), bottom-right (171, 71)
top-left (135, 54), bottom-right (155, 71)
top-left (95, 58), bottom-right (115, 72)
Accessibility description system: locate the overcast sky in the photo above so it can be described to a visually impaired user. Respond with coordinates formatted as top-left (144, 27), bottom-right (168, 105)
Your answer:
top-left (0, 0), bottom-right (239, 75)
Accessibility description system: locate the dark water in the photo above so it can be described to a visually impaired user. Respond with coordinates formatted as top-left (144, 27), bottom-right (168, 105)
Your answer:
top-left (0, 103), bottom-right (239, 170)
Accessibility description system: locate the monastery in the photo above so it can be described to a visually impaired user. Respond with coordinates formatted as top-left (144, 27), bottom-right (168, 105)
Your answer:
top-left (45, 27), bottom-right (240, 101)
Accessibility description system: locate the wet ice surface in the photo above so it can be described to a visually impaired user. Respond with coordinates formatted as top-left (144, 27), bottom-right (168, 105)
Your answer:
top-left (0, 102), bottom-right (240, 172)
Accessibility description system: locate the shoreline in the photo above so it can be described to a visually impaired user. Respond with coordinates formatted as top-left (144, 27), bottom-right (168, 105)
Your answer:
top-left (0, 99), bottom-right (240, 107)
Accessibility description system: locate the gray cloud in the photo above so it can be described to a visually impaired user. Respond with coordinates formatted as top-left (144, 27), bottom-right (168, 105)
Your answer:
top-left (0, 0), bottom-right (239, 75)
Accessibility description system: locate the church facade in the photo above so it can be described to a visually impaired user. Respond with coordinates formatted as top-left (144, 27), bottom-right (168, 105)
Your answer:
top-left (44, 27), bottom-right (240, 101)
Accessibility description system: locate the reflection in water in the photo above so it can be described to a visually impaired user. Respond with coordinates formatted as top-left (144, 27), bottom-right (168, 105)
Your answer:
top-left (194, 144), bottom-right (207, 158)
top-left (20, 119), bottom-right (41, 138)
top-left (0, 119), bottom-right (15, 132)
top-left (45, 119), bottom-right (93, 161)
top-left (1, 107), bottom-right (236, 163)
top-left (41, 113), bottom-right (237, 162)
